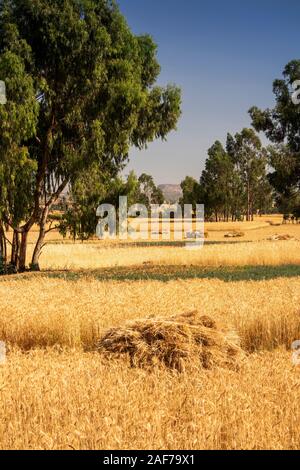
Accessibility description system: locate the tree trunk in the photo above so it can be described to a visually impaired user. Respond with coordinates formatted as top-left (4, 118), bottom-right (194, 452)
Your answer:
top-left (0, 224), bottom-right (7, 274)
top-left (4, 175), bottom-right (68, 274)
top-left (31, 234), bottom-right (44, 271)
top-left (31, 207), bottom-right (49, 271)
top-left (11, 230), bottom-right (20, 270)
top-left (247, 180), bottom-right (251, 222)
top-left (250, 194), bottom-right (254, 221)
top-left (19, 231), bottom-right (29, 272)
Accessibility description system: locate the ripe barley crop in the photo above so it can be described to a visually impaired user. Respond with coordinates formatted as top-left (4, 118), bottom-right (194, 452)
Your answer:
top-left (0, 223), bottom-right (300, 450)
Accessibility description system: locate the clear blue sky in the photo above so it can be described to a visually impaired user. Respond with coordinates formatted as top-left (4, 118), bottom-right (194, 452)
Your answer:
top-left (118, 0), bottom-right (300, 184)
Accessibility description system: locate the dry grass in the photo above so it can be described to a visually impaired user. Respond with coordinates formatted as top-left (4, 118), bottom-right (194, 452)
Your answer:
top-left (1, 349), bottom-right (300, 450)
top-left (1, 217), bottom-right (300, 449)
top-left (1, 276), bottom-right (300, 353)
top-left (29, 240), bottom-right (300, 270)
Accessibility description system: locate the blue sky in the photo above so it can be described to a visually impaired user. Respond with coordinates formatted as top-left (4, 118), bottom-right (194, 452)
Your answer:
top-left (118, 0), bottom-right (300, 184)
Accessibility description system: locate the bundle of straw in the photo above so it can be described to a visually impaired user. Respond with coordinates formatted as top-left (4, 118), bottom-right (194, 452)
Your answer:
top-left (97, 311), bottom-right (243, 373)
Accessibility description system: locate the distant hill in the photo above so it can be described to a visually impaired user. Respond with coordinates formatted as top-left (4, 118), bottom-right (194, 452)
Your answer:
top-left (158, 184), bottom-right (183, 203)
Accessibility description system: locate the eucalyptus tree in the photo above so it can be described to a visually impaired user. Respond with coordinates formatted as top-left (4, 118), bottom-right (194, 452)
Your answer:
top-left (0, 0), bottom-right (181, 272)
top-left (227, 129), bottom-right (269, 221)
top-left (249, 60), bottom-right (300, 213)
top-left (200, 141), bottom-right (237, 221)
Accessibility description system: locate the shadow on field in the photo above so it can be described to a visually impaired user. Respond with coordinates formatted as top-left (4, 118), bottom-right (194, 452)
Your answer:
top-left (32, 263), bottom-right (300, 283)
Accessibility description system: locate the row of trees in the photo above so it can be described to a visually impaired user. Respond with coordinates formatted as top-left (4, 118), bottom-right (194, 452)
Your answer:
top-left (181, 61), bottom-right (300, 222)
top-left (180, 129), bottom-right (273, 221)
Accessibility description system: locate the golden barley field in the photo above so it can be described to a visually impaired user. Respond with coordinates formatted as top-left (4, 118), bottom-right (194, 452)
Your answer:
top-left (1, 216), bottom-right (300, 450)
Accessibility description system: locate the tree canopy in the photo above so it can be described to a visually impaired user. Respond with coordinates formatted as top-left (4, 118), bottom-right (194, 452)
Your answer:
top-left (0, 0), bottom-right (181, 272)
top-left (181, 131), bottom-right (272, 222)
top-left (249, 60), bottom-right (300, 215)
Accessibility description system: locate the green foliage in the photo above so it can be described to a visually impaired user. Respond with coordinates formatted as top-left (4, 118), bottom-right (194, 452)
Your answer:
top-left (180, 176), bottom-right (200, 212)
top-left (60, 170), bottom-right (164, 240)
top-left (200, 141), bottom-right (242, 220)
top-left (138, 173), bottom-right (164, 208)
top-left (180, 131), bottom-right (272, 221)
top-left (0, 43), bottom-right (39, 226)
top-left (0, 0), bottom-right (181, 269)
top-left (249, 60), bottom-right (300, 213)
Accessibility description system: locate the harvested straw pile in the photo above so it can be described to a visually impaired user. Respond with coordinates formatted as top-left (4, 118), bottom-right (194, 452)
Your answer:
top-left (267, 234), bottom-right (298, 241)
top-left (97, 311), bottom-right (243, 373)
top-left (266, 220), bottom-right (282, 227)
top-left (224, 231), bottom-right (245, 238)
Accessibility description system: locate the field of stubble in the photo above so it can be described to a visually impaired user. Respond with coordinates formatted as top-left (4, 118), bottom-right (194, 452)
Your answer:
top-left (0, 216), bottom-right (300, 450)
